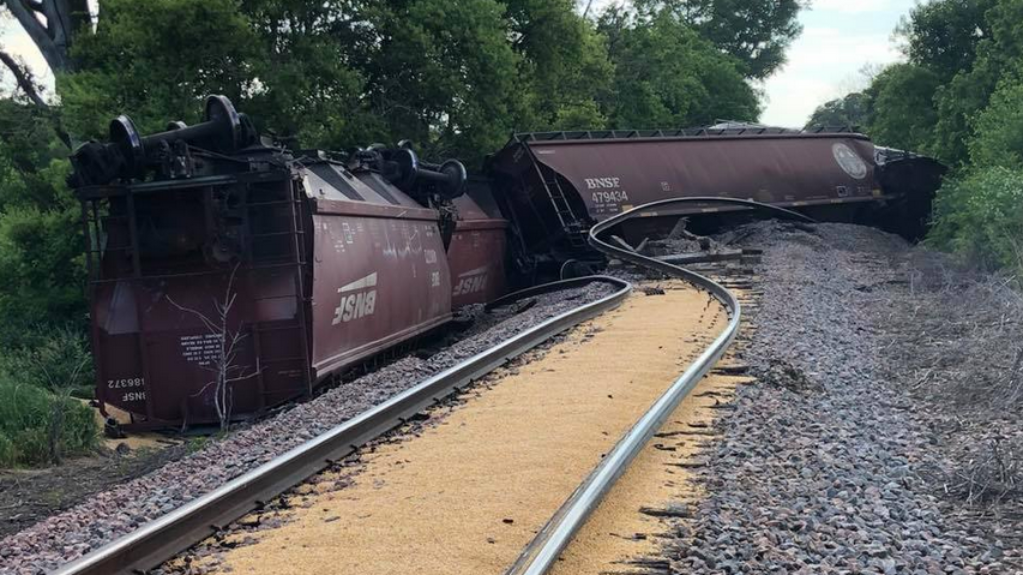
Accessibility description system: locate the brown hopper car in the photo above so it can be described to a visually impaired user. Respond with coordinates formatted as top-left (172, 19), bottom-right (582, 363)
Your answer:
top-left (69, 99), bottom-right (945, 429)
top-left (488, 129), bottom-right (944, 273)
top-left (71, 97), bottom-right (506, 428)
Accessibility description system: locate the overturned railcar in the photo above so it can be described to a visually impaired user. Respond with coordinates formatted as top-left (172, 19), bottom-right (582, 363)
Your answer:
top-left (70, 96), bottom-right (504, 428)
top-left (488, 128), bottom-right (944, 274)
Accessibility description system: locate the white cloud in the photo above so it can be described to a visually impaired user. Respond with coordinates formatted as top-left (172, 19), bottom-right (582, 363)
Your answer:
top-left (761, 26), bottom-right (905, 127)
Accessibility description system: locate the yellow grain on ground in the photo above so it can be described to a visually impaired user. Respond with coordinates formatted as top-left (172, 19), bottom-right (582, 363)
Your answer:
top-left (215, 281), bottom-right (727, 575)
top-left (83, 400), bottom-right (177, 451)
top-left (549, 372), bottom-right (750, 575)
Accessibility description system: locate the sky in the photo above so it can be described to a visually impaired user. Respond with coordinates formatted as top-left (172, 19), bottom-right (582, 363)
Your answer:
top-left (1, 1), bottom-right (922, 128)
top-left (760, 0), bottom-right (923, 127)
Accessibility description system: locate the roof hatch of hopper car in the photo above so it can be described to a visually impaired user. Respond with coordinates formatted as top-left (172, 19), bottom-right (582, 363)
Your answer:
top-left (299, 160), bottom-right (437, 217)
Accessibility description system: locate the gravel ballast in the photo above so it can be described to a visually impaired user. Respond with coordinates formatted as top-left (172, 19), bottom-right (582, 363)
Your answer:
top-left (669, 222), bottom-right (1018, 574)
top-left (0, 283), bottom-right (614, 575)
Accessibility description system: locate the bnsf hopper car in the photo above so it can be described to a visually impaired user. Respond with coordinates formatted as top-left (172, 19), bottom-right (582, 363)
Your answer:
top-left (69, 98), bottom-right (946, 429)
top-left (70, 96), bottom-right (507, 428)
top-left (487, 129), bottom-right (945, 275)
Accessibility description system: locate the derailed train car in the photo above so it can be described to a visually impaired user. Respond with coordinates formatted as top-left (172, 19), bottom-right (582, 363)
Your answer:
top-left (487, 128), bottom-right (945, 275)
top-left (69, 98), bottom-right (945, 429)
top-left (70, 96), bottom-right (507, 428)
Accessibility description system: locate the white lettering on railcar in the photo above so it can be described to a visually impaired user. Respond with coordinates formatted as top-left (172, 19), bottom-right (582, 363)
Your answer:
top-left (180, 334), bottom-right (224, 367)
top-left (107, 377), bottom-right (145, 389)
top-left (591, 190), bottom-right (630, 205)
top-left (585, 177), bottom-right (621, 190)
top-left (122, 391), bottom-right (146, 403)
top-left (453, 267), bottom-right (489, 297)
top-left (333, 273), bottom-right (379, 325)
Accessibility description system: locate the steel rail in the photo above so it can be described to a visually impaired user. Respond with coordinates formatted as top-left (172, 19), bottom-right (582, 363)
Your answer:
top-left (506, 198), bottom-right (810, 575)
top-left (53, 276), bottom-right (632, 575)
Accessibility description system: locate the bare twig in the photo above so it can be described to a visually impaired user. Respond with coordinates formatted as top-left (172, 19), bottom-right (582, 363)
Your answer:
top-left (166, 264), bottom-right (256, 431)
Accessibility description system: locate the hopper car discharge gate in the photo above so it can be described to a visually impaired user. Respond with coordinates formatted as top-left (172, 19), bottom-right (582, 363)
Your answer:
top-left (70, 96), bottom-right (497, 430)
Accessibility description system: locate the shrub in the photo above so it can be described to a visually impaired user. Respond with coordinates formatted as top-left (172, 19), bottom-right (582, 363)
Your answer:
top-left (0, 327), bottom-right (94, 398)
top-left (0, 377), bottom-right (98, 467)
top-left (0, 204), bottom-right (87, 348)
top-left (0, 327), bottom-right (97, 467)
top-left (928, 166), bottom-right (1023, 272)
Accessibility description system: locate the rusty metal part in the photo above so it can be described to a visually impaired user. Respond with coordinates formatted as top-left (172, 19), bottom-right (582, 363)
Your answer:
top-left (505, 198), bottom-right (806, 575)
top-left (52, 276), bottom-right (631, 575)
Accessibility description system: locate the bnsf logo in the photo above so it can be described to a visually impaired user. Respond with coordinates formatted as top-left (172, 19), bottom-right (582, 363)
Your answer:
top-left (453, 267), bottom-right (489, 297)
top-left (333, 273), bottom-right (378, 325)
top-left (585, 177), bottom-right (621, 190)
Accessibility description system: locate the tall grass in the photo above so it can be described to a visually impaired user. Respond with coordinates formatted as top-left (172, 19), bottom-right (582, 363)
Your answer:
top-left (0, 378), bottom-right (97, 467)
top-left (0, 327), bottom-right (98, 467)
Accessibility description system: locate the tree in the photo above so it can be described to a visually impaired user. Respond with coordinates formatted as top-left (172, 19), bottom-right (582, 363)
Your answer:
top-left (806, 93), bottom-right (871, 129)
top-left (866, 64), bottom-right (941, 153)
top-left (600, 7), bottom-right (759, 129)
top-left (968, 74), bottom-right (1023, 170)
top-left (929, 0), bottom-right (1023, 166)
top-left (1, 0), bottom-right (91, 73)
top-left (59, 0), bottom-right (260, 140)
top-left (359, 0), bottom-right (527, 163)
top-left (633, 0), bottom-right (804, 80)
top-left (500, 0), bottom-right (614, 130)
top-left (897, 0), bottom-right (995, 83)
top-left (0, 100), bottom-right (85, 345)
top-left (237, 0), bottom-right (381, 150)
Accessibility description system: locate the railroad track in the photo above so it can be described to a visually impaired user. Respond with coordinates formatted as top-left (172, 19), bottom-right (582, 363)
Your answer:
top-left (54, 200), bottom-right (808, 575)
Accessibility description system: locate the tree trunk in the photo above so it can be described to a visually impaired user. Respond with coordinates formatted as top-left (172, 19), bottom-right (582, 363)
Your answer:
top-left (3, 0), bottom-right (91, 73)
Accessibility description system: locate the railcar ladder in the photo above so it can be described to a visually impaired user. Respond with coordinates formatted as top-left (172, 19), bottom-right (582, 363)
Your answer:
top-left (241, 180), bottom-right (314, 399)
top-left (538, 167), bottom-right (587, 249)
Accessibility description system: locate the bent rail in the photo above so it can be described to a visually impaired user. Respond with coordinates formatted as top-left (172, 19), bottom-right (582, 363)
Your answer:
top-left (506, 198), bottom-right (809, 575)
top-left (54, 276), bottom-right (632, 575)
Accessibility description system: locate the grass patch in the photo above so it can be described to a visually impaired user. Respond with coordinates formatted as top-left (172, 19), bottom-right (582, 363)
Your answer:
top-left (0, 327), bottom-right (98, 468)
top-left (0, 378), bottom-right (98, 467)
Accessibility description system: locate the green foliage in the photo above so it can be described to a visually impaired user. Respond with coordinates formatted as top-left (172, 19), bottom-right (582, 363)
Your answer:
top-left (806, 93), bottom-right (871, 129)
top-left (928, 0), bottom-right (1023, 166)
top-left (0, 325), bottom-right (97, 467)
top-left (969, 75), bottom-right (1023, 170)
top-left (0, 204), bottom-right (87, 344)
top-left (808, 0), bottom-right (1023, 273)
top-left (634, 0), bottom-right (803, 80)
top-left (929, 167), bottom-right (1023, 270)
top-left (897, 0), bottom-right (995, 83)
top-left (0, 327), bottom-right (94, 397)
top-left (600, 8), bottom-right (759, 129)
top-left (237, 0), bottom-right (382, 150)
top-left (0, 101), bottom-right (68, 210)
top-left (0, 377), bottom-right (98, 468)
top-left (60, 0), bottom-right (259, 139)
top-left (502, 0), bottom-right (614, 131)
top-left (359, 0), bottom-right (526, 162)
top-left (867, 64), bottom-right (942, 153)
